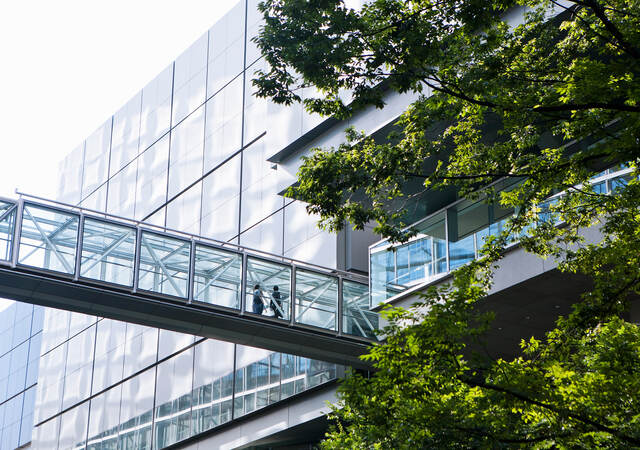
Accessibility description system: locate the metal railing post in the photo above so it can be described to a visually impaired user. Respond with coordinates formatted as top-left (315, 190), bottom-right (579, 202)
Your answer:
top-left (337, 277), bottom-right (343, 336)
top-left (290, 264), bottom-right (296, 326)
top-left (188, 240), bottom-right (196, 304)
top-left (132, 228), bottom-right (143, 294)
top-left (74, 214), bottom-right (85, 281)
top-left (239, 252), bottom-right (248, 314)
top-left (11, 200), bottom-right (23, 268)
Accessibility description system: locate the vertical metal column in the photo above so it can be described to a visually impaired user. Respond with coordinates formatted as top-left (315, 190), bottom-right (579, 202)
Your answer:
top-left (11, 200), bottom-right (23, 268)
top-left (337, 277), bottom-right (344, 336)
top-left (132, 228), bottom-right (143, 293)
top-left (187, 240), bottom-right (196, 304)
top-left (73, 214), bottom-right (85, 281)
top-left (239, 252), bottom-right (248, 314)
top-left (290, 265), bottom-right (296, 326)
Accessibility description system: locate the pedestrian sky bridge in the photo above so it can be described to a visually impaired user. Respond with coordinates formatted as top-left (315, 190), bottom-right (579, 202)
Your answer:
top-left (0, 194), bottom-right (378, 369)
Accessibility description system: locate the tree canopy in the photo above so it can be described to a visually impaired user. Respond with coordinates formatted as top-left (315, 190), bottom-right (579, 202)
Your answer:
top-left (254, 0), bottom-right (640, 447)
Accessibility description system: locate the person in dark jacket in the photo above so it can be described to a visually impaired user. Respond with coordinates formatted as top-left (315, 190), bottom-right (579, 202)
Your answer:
top-left (270, 285), bottom-right (283, 319)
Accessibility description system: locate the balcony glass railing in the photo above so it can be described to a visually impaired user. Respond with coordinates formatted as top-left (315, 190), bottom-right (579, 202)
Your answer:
top-left (369, 166), bottom-right (634, 306)
top-left (0, 194), bottom-right (377, 340)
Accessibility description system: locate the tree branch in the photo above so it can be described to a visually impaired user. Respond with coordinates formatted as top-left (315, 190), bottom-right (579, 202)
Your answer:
top-left (459, 376), bottom-right (640, 446)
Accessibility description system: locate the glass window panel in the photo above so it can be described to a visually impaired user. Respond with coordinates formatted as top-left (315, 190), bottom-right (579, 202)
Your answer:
top-left (295, 269), bottom-right (338, 330)
top-left (12, 313), bottom-right (31, 348)
top-left (138, 232), bottom-right (190, 298)
top-left (240, 140), bottom-right (284, 231)
top-left (86, 385), bottom-right (121, 450)
top-left (57, 143), bottom-right (85, 205)
top-left (139, 64), bottom-right (173, 152)
top-left (207, 1), bottom-right (245, 97)
top-left (166, 182), bottom-right (202, 235)
top-left (19, 386), bottom-right (36, 446)
top-left (200, 155), bottom-right (241, 242)
top-left (245, 257), bottom-right (291, 320)
top-left (0, 201), bottom-right (16, 261)
top-left (135, 134), bottom-right (170, 220)
top-left (122, 324), bottom-right (157, 379)
top-left (19, 204), bottom-right (79, 274)
top-left (158, 330), bottom-right (195, 361)
top-left (41, 309), bottom-right (70, 354)
top-left (154, 349), bottom-right (193, 449)
top-left (32, 416), bottom-right (60, 450)
top-left (245, 0), bottom-right (265, 67)
top-left (82, 119), bottom-right (112, 201)
top-left (110, 91), bottom-right (142, 177)
top-left (92, 319), bottom-right (126, 394)
top-left (63, 326), bottom-right (96, 410)
top-left (243, 59), bottom-right (268, 144)
top-left (168, 106), bottom-right (205, 199)
top-left (191, 340), bottom-right (234, 435)
top-left (203, 77), bottom-right (243, 172)
top-left (234, 346), bottom-right (275, 419)
top-left (119, 369), bottom-right (155, 450)
top-left (240, 209), bottom-right (284, 256)
top-left (32, 305), bottom-right (45, 335)
top-left (107, 161), bottom-right (138, 218)
top-left (173, 33), bottom-right (208, 124)
top-left (81, 218), bottom-right (136, 286)
top-left (58, 401), bottom-right (89, 450)
top-left (26, 332), bottom-right (42, 387)
top-left (448, 201), bottom-right (488, 270)
top-left (194, 245), bottom-right (242, 309)
top-left (343, 280), bottom-right (378, 339)
top-left (80, 184), bottom-right (107, 212)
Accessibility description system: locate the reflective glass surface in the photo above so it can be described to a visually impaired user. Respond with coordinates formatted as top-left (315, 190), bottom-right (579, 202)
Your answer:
top-left (82, 119), bottom-right (112, 203)
top-left (194, 245), bottom-right (242, 309)
top-left (57, 401), bottom-right (89, 449)
top-left (119, 369), bottom-right (155, 450)
top-left (172, 33), bottom-right (208, 124)
top-left (245, 257), bottom-right (291, 320)
top-left (295, 269), bottom-right (338, 330)
top-left (342, 280), bottom-right (377, 338)
top-left (139, 64), bottom-right (173, 152)
top-left (138, 232), bottom-right (190, 298)
top-left (154, 349), bottom-right (194, 449)
top-left (207, 1), bottom-right (245, 97)
top-left (81, 218), bottom-right (136, 286)
top-left (19, 204), bottom-right (79, 274)
top-left (110, 91), bottom-right (142, 177)
top-left (234, 346), bottom-right (276, 418)
top-left (135, 135), bottom-right (170, 221)
top-left (86, 384), bottom-right (121, 450)
top-left (191, 340), bottom-right (234, 434)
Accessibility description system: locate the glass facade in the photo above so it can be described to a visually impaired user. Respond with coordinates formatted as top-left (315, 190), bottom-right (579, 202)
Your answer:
top-left (14, 1), bottom-right (380, 449)
top-left (370, 167), bottom-right (635, 305)
top-left (0, 303), bottom-right (43, 449)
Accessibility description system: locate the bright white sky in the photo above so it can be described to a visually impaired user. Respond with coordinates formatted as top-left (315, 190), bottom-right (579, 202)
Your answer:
top-left (0, 0), bottom-right (238, 311)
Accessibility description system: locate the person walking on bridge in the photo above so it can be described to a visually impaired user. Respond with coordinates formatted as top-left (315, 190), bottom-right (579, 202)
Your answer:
top-left (252, 284), bottom-right (264, 315)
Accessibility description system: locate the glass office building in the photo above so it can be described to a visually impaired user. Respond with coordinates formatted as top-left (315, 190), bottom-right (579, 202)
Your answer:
top-left (0, 0), bottom-right (378, 449)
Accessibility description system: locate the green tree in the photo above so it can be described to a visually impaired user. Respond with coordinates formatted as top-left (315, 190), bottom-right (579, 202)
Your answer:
top-left (254, 0), bottom-right (640, 447)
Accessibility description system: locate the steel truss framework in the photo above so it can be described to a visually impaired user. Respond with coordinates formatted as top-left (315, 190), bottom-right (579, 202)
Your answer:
top-left (0, 195), bottom-right (377, 368)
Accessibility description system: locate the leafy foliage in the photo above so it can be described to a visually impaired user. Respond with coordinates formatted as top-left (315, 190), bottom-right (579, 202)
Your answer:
top-left (254, 0), bottom-right (640, 447)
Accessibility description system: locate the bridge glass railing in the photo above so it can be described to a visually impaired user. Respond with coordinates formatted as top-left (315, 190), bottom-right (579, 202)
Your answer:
top-left (0, 195), bottom-right (378, 340)
top-left (194, 244), bottom-right (242, 309)
top-left (19, 203), bottom-right (79, 274)
top-left (295, 269), bottom-right (339, 330)
top-left (370, 166), bottom-right (635, 306)
top-left (80, 218), bottom-right (136, 286)
top-left (244, 257), bottom-right (292, 320)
